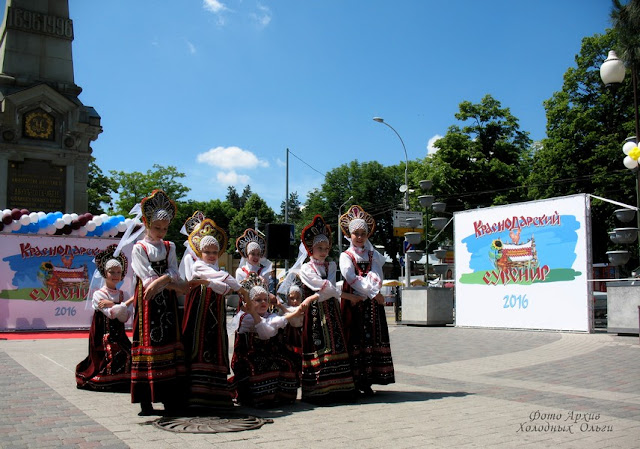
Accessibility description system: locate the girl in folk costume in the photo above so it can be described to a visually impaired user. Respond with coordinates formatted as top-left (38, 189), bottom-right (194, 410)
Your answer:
top-left (130, 189), bottom-right (187, 416)
top-left (230, 273), bottom-right (303, 407)
top-left (339, 205), bottom-right (395, 395)
top-left (181, 216), bottom-right (249, 409)
top-left (76, 245), bottom-right (133, 392)
top-left (235, 228), bottom-right (275, 299)
top-left (295, 215), bottom-right (361, 403)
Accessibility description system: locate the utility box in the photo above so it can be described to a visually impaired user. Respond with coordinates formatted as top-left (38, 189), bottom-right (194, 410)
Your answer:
top-left (399, 287), bottom-right (454, 326)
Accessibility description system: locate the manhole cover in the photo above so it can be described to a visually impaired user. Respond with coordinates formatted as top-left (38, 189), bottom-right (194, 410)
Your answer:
top-left (153, 415), bottom-right (274, 433)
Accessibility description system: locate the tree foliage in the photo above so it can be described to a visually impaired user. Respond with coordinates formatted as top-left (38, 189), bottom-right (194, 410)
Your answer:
top-left (419, 95), bottom-right (532, 213)
top-left (304, 160), bottom-right (403, 278)
top-left (109, 164), bottom-right (190, 216)
top-left (87, 156), bottom-right (115, 214)
top-left (228, 194), bottom-right (277, 250)
top-left (529, 27), bottom-right (638, 264)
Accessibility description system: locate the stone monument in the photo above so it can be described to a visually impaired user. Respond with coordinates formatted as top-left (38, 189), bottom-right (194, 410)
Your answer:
top-left (0, 0), bottom-right (102, 213)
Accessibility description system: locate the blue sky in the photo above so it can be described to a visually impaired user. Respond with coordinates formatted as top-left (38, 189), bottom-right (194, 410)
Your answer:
top-left (2, 1), bottom-right (613, 211)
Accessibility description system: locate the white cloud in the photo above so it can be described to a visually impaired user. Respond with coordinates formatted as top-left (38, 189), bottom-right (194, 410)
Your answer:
top-left (203, 0), bottom-right (227, 13)
top-left (197, 146), bottom-right (269, 169)
top-left (427, 134), bottom-right (443, 155)
top-left (186, 40), bottom-right (196, 54)
top-left (250, 4), bottom-right (272, 27)
top-left (217, 170), bottom-right (250, 185)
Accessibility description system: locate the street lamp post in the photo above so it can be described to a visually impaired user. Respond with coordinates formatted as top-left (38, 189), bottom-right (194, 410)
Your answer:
top-left (338, 195), bottom-right (354, 254)
top-left (600, 50), bottom-right (640, 268)
top-left (373, 117), bottom-right (409, 211)
top-left (373, 116), bottom-right (411, 287)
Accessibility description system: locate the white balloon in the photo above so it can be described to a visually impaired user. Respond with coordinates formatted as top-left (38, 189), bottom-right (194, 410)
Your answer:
top-left (623, 156), bottom-right (639, 169)
top-left (8, 220), bottom-right (19, 231)
top-left (116, 222), bottom-right (127, 232)
top-left (623, 141), bottom-right (637, 155)
top-left (29, 212), bottom-right (39, 223)
top-left (100, 213), bottom-right (109, 221)
top-left (85, 220), bottom-right (97, 232)
top-left (19, 215), bottom-right (31, 226)
top-left (37, 225), bottom-right (48, 234)
top-left (2, 209), bottom-right (10, 216)
top-left (45, 224), bottom-right (56, 235)
top-left (37, 211), bottom-right (46, 219)
top-left (54, 218), bottom-right (65, 229)
top-left (93, 216), bottom-right (103, 226)
top-left (62, 214), bottom-right (72, 225)
top-left (70, 213), bottom-right (79, 220)
top-left (77, 227), bottom-right (88, 237)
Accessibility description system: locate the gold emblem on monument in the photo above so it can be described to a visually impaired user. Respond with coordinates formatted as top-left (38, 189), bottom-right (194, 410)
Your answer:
top-left (24, 110), bottom-right (54, 139)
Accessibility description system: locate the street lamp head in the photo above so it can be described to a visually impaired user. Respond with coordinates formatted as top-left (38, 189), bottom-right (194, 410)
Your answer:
top-left (373, 117), bottom-right (384, 123)
top-left (600, 50), bottom-right (626, 86)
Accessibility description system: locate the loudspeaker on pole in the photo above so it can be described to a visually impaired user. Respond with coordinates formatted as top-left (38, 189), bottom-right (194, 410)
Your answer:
top-left (265, 223), bottom-right (293, 260)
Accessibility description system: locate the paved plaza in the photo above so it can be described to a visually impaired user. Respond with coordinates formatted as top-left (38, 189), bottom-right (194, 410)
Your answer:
top-left (1, 318), bottom-right (639, 449)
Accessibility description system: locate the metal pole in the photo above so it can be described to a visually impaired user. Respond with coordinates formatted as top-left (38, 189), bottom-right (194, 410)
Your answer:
top-left (373, 117), bottom-right (410, 287)
top-left (632, 66), bottom-right (640, 267)
top-left (285, 149), bottom-right (289, 271)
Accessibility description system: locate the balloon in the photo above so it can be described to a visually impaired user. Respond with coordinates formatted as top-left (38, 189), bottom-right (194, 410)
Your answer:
top-left (77, 227), bottom-right (88, 237)
top-left (629, 146), bottom-right (640, 161)
top-left (28, 212), bottom-right (38, 223)
top-left (71, 220), bottom-right (81, 230)
top-left (62, 214), bottom-right (72, 225)
top-left (0, 223), bottom-right (3, 232)
top-left (623, 141), bottom-right (636, 155)
top-left (11, 209), bottom-right (21, 220)
top-left (2, 213), bottom-right (12, 225)
top-left (623, 155), bottom-right (639, 169)
top-left (93, 216), bottom-right (103, 226)
top-left (2, 209), bottom-right (10, 215)
top-left (54, 218), bottom-right (65, 229)
top-left (62, 224), bottom-right (72, 235)
top-left (85, 220), bottom-right (97, 232)
top-left (28, 223), bottom-right (38, 233)
top-left (100, 213), bottom-right (109, 222)
top-left (19, 215), bottom-right (31, 226)
top-left (37, 211), bottom-right (46, 220)
top-left (45, 224), bottom-right (56, 235)
top-left (117, 221), bottom-right (128, 232)
top-left (70, 213), bottom-right (79, 221)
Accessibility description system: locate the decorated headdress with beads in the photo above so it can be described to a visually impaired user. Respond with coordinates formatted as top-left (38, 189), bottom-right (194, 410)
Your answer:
top-left (339, 204), bottom-right (375, 239)
top-left (140, 189), bottom-right (177, 228)
top-left (235, 228), bottom-right (266, 259)
top-left (181, 210), bottom-right (205, 236)
top-left (240, 272), bottom-right (269, 301)
top-left (301, 214), bottom-right (332, 254)
top-left (94, 244), bottom-right (128, 278)
top-left (188, 218), bottom-right (228, 259)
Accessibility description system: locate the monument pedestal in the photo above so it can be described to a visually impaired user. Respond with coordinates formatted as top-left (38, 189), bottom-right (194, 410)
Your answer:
top-left (399, 287), bottom-right (454, 326)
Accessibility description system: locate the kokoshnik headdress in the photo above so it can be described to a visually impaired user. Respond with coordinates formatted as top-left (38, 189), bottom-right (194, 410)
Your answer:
top-left (180, 210), bottom-right (205, 237)
top-left (188, 218), bottom-right (228, 259)
top-left (235, 228), bottom-right (266, 259)
top-left (95, 244), bottom-right (129, 278)
top-left (240, 271), bottom-right (269, 301)
top-left (301, 214), bottom-right (332, 254)
top-left (339, 204), bottom-right (375, 239)
top-left (140, 189), bottom-right (177, 228)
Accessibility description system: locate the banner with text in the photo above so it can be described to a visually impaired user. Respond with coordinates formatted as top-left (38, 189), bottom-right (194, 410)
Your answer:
top-left (454, 194), bottom-right (592, 332)
top-left (0, 234), bottom-right (127, 330)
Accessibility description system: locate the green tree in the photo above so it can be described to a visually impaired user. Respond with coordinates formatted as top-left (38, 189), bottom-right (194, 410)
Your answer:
top-left (87, 157), bottom-right (114, 214)
top-left (109, 164), bottom-right (190, 215)
top-left (228, 194), bottom-right (277, 251)
top-left (171, 199), bottom-right (238, 257)
top-left (529, 28), bottom-right (637, 264)
top-left (226, 186), bottom-right (242, 210)
top-left (304, 161), bottom-right (402, 278)
top-left (422, 95), bottom-right (532, 213)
